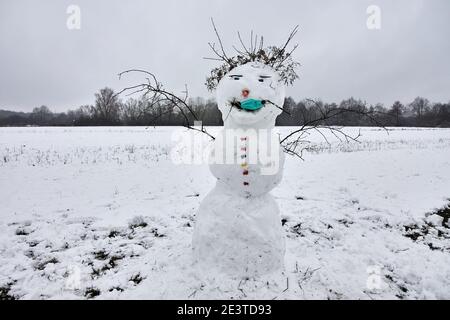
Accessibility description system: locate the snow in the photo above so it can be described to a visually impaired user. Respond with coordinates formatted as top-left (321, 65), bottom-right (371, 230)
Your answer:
top-left (1, 126), bottom-right (450, 299)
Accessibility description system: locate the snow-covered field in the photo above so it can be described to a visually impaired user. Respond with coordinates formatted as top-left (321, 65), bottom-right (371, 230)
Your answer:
top-left (1, 126), bottom-right (449, 300)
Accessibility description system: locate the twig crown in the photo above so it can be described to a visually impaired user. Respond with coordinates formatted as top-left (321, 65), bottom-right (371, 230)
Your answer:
top-left (205, 18), bottom-right (300, 91)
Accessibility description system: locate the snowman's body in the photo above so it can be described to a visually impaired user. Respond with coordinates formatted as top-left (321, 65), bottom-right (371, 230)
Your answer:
top-left (193, 62), bottom-right (286, 276)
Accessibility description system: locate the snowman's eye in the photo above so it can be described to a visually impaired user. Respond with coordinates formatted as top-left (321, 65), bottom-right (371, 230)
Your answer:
top-left (258, 79), bottom-right (264, 82)
top-left (229, 75), bottom-right (242, 81)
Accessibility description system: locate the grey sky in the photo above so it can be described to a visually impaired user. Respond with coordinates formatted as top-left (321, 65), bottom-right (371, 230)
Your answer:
top-left (0, 0), bottom-right (449, 112)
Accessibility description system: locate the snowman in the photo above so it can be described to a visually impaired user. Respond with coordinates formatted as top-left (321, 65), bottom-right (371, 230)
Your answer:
top-left (192, 61), bottom-right (287, 276)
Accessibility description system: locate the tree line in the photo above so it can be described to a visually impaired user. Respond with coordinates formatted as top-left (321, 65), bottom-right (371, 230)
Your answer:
top-left (1, 87), bottom-right (449, 127)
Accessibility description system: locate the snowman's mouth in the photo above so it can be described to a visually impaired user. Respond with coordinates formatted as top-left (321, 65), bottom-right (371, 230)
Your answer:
top-left (229, 99), bottom-right (264, 113)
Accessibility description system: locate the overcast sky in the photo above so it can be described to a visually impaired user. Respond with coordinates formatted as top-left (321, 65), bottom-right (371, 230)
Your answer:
top-left (0, 0), bottom-right (449, 112)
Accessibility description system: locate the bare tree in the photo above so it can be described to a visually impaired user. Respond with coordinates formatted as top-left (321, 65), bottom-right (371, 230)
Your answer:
top-left (389, 101), bottom-right (405, 126)
top-left (410, 97), bottom-right (430, 120)
top-left (120, 98), bottom-right (141, 125)
top-left (93, 87), bottom-right (122, 124)
top-left (31, 105), bottom-right (53, 124)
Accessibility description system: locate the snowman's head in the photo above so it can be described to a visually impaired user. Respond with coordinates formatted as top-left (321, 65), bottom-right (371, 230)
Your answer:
top-left (216, 62), bottom-right (285, 128)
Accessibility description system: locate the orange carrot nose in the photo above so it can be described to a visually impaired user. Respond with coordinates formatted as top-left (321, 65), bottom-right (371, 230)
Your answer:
top-left (241, 89), bottom-right (250, 98)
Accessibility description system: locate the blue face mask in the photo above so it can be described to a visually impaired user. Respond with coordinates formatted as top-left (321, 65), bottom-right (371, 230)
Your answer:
top-left (240, 99), bottom-right (263, 111)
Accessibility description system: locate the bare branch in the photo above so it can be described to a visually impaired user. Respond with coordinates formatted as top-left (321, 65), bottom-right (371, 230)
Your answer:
top-left (264, 100), bottom-right (291, 116)
top-left (237, 31), bottom-right (250, 55)
top-left (210, 18), bottom-right (231, 64)
top-left (279, 98), bottom-right (388, 157)
top-left (117, 69), bottom-right (215, 140)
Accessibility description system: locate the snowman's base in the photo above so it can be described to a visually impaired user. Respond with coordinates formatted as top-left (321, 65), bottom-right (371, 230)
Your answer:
top-left (192, 183), bottom-right (285, 276)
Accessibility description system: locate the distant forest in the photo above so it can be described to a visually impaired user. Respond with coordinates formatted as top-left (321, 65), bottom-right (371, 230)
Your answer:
top-left (1, 87), bottom-right (450, 127)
